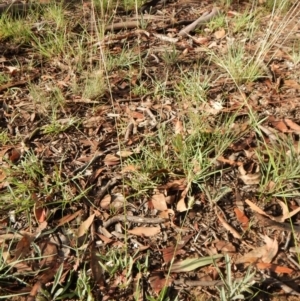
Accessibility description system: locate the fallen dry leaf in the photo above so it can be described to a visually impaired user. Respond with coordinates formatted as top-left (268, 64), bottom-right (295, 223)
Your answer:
top-left (268, 116), bottom-right (289, 133)
top-left (100, 194), bottom-right (111, 209)
top-left (246, 199), bottom-right (300, 225)
top-left (177, 183), bottom-right (190, 212)
top-left (284, 119), bottom-right (300, 133)
top-left (9, 148), bottom-right (21, 163)
top-left (0, 168), bottom-right (6, 182)
top-left (39, 242), bottom-right (57, 269)
top-left (216, 210), bottom-right (242, 239)
top-left (34, 203), bottom-right (47, 223)
top-left (214, 240), bottom-right (236, 253)
top-left (161, 234), bottom-right (193, 263)
top-left (214, 28), bottom-right (226, 39)
top-left (283, 79), bottom-right (300, 90)
top-left (237, 235), bottom-right (278, 264)
top-left (245, 199), bottom-right (269, 217)
top-left (255, 262), bottom-right (293, 274)
top-left (159, 209), bottom-right (175, 219)
top-left (149, 272), bottom-right (172, 294)
top-left (174, 119), bottom-right (184, 135)
top-left (14, 233), bottom-right (34, 259)
top-left (56, 209), bottom-right (83, 227)
top-left (275, 200), bottom-right (300, 222)
top-left (158, 178), bottom-right (186, 190)
top-left (161, 246), bottom-right (186, 263)
top-left (234, 207), bottom-right (249, 229)
top-left (77, 213), bottom-right (95, 238)
top-left (121, 164), bottom-right (138, 173)
top-left (128, 227), bottom-right (160, 237)
top-left (151, 193), bottom-right (168, 211)
top-left (116, 150), bottom-right (133, 158)
top-left (261, 235), bottom-right (278, 263)
top-left (104, 154), bottom-right (120, 166)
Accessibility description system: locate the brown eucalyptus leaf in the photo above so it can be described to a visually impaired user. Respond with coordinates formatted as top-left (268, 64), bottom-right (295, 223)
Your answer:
top-left (128, 227), bottom-right (160, 237)
top-left (77, 214), bottom-right (95, 238)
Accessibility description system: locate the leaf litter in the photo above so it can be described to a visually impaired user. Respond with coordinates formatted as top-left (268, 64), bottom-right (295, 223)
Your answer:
top-left (1, 0), bottom-right (300, 300)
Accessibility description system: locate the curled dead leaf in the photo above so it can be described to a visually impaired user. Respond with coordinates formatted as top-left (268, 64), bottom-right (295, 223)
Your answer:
top-left (104, 154), bottom-right (120, 166)
top-left (176, 183), bottom-right (190, 212)
top-left (238, 165), bottom-right (260, 185)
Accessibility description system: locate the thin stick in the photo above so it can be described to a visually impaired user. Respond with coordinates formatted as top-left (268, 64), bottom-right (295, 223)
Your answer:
top-left (178, 8), bottom-right (221, 37)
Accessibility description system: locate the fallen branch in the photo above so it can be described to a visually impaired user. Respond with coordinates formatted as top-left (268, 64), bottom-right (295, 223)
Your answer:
top-left (254, 213), bottom-right (300, 233)
top-left (0, 73), bottom-right (40, 93)
top-left (178, 7), bottom-right (221, 37)
top-left (105, 21), bottom-right (140, 32)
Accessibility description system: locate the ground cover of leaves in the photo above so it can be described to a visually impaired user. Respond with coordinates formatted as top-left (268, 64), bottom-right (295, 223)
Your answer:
top-left (1, 0), bottom-right (300, 300)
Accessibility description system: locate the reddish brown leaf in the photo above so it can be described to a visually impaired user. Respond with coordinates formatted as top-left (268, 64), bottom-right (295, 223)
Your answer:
top-left (9, 148), bottom-right (21, 163)
top-left (149, 272), bottom-right (172, 294)
top-left (255, 263), bottom-right (294, 274)
top-left (34, 204), bottom-right (47, 223)
top-left (161, 246), bottom-right (186, 264)
top-left (283, 79), bottom-right (300, 89)
top-left (268, 117), bottom-right (289, 133)
top-left (161, 234), bottom-right (193, 263)
top-left (158, 179), bottom-right (186, 190)
top-left (234, 208), bottom-right (249, 229)
top-left (284, 118), bottom-right (300, 133)
top-left (214, 240), bottom-right (236, 253)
